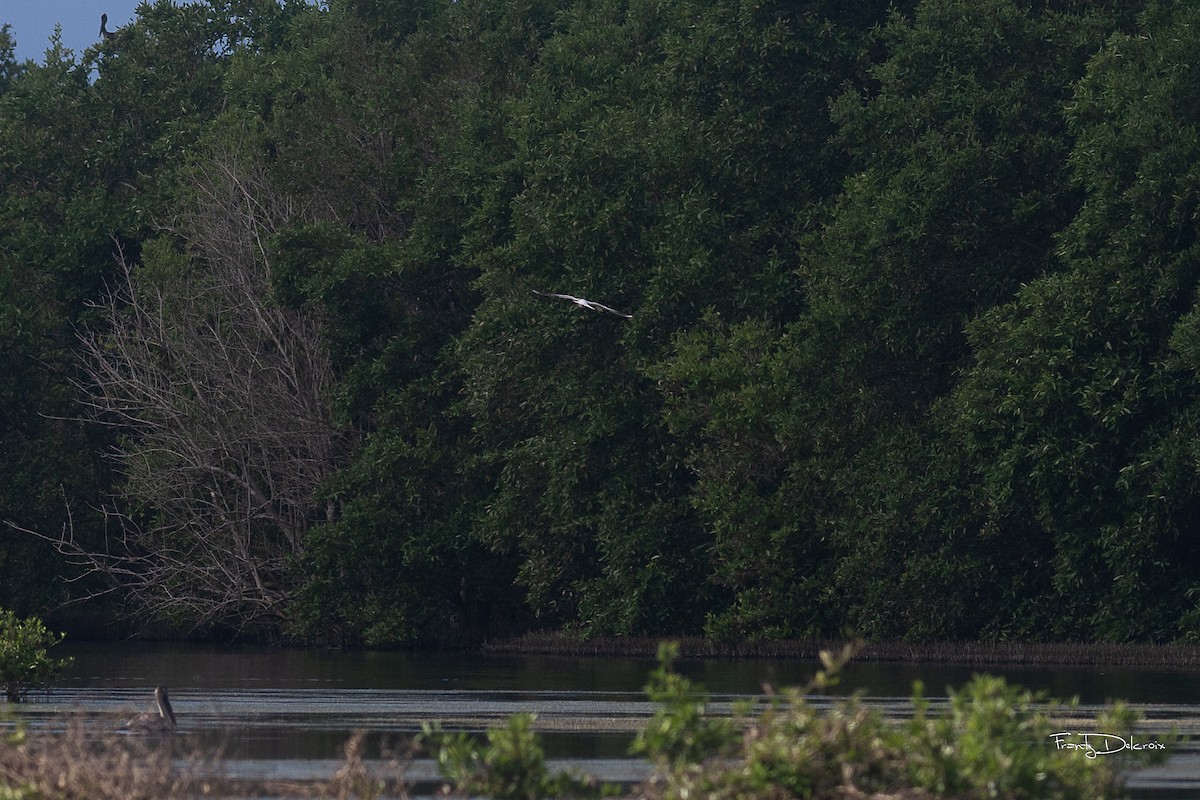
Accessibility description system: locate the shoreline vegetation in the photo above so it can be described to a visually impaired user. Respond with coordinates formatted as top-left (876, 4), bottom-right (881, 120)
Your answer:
top-left (484, 632), bottom-right (1200, 668)
top-left (0, 723), bottom-right (407, 800)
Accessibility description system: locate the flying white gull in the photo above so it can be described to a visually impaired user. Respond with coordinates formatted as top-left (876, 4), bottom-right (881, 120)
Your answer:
top-left (532, 290), bottom-right (632, 318)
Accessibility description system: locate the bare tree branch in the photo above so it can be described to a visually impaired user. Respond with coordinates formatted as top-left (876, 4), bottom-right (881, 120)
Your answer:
top-left (50, 129), bottom-right (347, 634)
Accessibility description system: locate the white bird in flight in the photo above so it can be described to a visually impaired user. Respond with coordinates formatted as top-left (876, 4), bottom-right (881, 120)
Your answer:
top-left (532, 290), bottom-right (632, 319)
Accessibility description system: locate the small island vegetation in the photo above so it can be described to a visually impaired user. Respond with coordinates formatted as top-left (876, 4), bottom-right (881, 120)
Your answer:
top-left (3, 1), bottom-right (1200, 649)
top-left (0, 610), bottom-right (72, 703)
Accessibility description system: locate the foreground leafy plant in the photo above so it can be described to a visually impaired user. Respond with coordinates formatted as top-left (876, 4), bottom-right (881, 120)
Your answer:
top-left (0, 610), bottom-right (72, 703)
top-left (644, 643), bottom-right (1153, 800)
top-left (632, 641), bottom-right (740, 767)
top-left (904, 676), bottom-right (1119, 799)
top-left (421, 713), bottom-right (617, 800)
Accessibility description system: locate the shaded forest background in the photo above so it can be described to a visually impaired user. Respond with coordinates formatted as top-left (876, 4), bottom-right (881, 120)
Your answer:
top-left (3, 0), bottom-right (1200, 646)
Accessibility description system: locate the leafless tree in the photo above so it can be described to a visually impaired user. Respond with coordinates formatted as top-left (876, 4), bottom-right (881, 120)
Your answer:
top-left (47, 132), bottom-right (346, 633)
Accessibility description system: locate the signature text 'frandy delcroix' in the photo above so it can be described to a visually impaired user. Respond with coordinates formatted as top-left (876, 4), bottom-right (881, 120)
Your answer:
top-left (1050, 732), bottom-right (1165, 759)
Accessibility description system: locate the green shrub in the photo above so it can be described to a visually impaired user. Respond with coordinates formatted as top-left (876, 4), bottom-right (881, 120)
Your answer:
top-left (642, 643), bottom-right (1150, 800)
top-left (903, 675), bottom-right (1123, 799)
top-left (0, 609), bottom-right (72, 703)
top-left (420, 713), bottom-right (617, 800)
top-left (632, 641), bottom-right (740, 767)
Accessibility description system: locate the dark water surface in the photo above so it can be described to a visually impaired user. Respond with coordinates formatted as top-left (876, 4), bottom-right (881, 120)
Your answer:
top-left (6, 642), bottom-right (1199, 795)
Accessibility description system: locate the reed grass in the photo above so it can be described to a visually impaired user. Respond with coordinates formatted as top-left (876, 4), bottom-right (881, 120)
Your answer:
top-left (0, 718), bottom-right (206, 800)
top-left (483, 631), bottom-right (1200, 668)
top-left (0, 721), bottom-right (408, 800)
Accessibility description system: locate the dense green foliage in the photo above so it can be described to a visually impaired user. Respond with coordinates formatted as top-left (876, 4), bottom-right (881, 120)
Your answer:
top-left (4, 0), bottom-right (1200, 644)
top-left (424, 643), bottom-right (1145, 799)
top-left (423, 714), bottom-right (616, 800)
top-left (0, 610), bottom-right (71, 702)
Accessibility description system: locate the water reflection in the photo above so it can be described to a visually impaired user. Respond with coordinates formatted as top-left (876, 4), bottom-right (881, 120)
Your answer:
top-left (55, 640), bottom-right (1200, 702)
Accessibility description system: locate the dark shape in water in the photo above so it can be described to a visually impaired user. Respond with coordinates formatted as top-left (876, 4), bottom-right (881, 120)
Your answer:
top-left (126, 685), bottom-right (176, 734)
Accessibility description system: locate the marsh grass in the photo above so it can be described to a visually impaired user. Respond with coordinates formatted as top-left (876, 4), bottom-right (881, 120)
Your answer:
top-left (0, 719), bottom-right (409, 800)
top-left (0, 717), bottom-right (207, 800)
top-left (319, 732), bottom-right (413, 800)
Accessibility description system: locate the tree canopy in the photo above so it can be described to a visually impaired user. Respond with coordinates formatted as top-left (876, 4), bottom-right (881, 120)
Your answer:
top-left (2, 0), bottom-right (1197, 645)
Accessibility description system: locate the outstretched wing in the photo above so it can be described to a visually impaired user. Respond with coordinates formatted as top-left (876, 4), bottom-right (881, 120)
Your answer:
top-left (588, 301), bottom-right (632, 319)
top-left (532, 290), bottom-right (579, 302)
